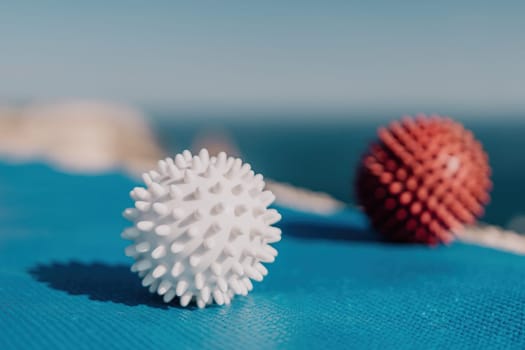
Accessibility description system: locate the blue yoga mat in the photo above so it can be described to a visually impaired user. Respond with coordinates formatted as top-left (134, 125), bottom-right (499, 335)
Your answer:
top-left (1, 162), bottom-right (524, 349)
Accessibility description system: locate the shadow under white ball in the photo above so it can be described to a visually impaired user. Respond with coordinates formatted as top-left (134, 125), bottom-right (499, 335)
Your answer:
top-left (122, 149), bottom-right (282, 308)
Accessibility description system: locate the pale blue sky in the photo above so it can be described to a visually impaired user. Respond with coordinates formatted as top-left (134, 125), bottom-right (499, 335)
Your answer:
top-left (0, 1), bottom-right (524, 113)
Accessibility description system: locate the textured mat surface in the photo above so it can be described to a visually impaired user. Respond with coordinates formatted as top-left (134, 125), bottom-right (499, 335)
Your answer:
top-left (1, 162), bottom-right (524, 349)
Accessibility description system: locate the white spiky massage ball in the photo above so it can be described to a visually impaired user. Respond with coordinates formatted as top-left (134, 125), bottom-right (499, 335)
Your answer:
top-left (121, 149), bottom-right (282, 308)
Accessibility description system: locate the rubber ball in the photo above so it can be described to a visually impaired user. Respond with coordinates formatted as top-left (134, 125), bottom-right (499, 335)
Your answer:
top-left (356, 115), bottom-right (492, 244)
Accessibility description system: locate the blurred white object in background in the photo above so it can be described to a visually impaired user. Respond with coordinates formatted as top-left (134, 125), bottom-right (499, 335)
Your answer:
top-left (265, 180), bottom-right (345, 214)
top-left (192, 129), bottom-right (241, 159)
top-left (456, 223), bottom-right (525, 255)
top-left (0, 101), bottom-right (342, 215)
top-left (0, 101), bottom-right (164, 175)
top-left (507, 215), bottom-right (525, 234)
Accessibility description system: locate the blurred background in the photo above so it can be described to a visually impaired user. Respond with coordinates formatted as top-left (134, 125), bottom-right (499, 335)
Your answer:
top-left (1, 0), bottom-right (524, 229)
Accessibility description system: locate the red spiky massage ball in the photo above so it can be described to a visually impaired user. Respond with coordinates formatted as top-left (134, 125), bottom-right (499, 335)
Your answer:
top-left (356, 115), bottom-right (492, 245)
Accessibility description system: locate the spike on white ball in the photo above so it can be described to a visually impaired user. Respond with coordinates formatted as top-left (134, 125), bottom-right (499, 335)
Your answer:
top-left (122, 149), bottom-right (282, 308)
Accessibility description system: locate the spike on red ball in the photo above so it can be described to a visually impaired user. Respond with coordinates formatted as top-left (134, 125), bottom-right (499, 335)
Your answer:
top-left (356, 115), bottom-right (492, 245)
